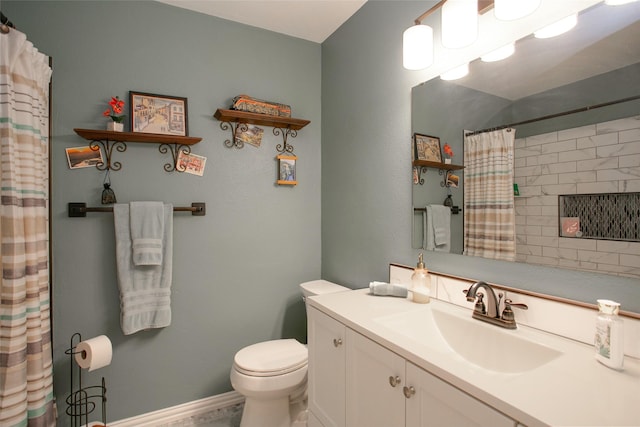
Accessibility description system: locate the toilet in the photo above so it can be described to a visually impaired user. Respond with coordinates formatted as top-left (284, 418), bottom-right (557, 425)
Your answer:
top-left (230, 280), bottom-right (349, 427)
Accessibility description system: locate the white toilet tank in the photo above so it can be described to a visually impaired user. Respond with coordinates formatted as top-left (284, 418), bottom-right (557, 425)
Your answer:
top-left (299, 279), bottom-right (349, 300)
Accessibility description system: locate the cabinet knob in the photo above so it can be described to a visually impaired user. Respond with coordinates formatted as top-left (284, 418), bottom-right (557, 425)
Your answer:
top-left (333, 338), bottom-right (343, 347)
top-left (403, 386), bottom-right (416, 399)
top-left (388, 376), bottom-right (402, 387)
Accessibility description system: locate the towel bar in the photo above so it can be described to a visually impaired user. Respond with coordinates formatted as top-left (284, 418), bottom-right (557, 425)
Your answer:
top-left (414, 206), bottom-right (460, 215)
top-left (68, 202), bottom-right (206, 217)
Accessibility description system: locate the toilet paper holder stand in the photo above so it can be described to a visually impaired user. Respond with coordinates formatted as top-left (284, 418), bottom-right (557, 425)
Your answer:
top-left (65, 333), bottom-right (108, 427)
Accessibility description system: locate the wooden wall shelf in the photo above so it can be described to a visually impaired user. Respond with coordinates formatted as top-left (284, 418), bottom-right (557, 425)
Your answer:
top-left (73, 128), bottom-right (202, 172)
top-left (74, 128), bottom-right (202, 145)
top-left (412, 160), bottom-right (464, 170)
top-left (412, 160), bottom-right (464, 186)
top-left (213, 109), bottom-right (310, 130)
top-left (213, 109), bottom-right (310, 153)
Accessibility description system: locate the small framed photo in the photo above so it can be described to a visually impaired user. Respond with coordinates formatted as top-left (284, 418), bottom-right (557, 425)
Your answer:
top-left (414, 133), bottom-right (442, 162)
top-left (130, 91), bottom-right (188, 136)
top-left (66, 146), bottom-right (104, 169)
top-left (177, 151), bottom-right (207, 176)
top-left (277, 155), bottom-right (297, 186)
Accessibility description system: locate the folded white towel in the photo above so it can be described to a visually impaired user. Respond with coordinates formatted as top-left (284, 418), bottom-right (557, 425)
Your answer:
top-left (130, 201), bottom-right (164, 266)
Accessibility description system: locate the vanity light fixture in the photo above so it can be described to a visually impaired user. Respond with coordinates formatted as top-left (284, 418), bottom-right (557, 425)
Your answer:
top-left (534, 14), bottom-right (578, 39)
top-left (481, 42), bottom-right (515, 62)
top-left (605, 0), bottom-right (638, 5)
top-left (441, 0), bottom-right (479, 49)
top-left (494, 0), bottom-right (540, 21)
top-left (403, 0), bottom-right (489, 70)
top-left (403, 24), bottom-right (434, 70)
top-left (440, 63), bottom-right (470, 80)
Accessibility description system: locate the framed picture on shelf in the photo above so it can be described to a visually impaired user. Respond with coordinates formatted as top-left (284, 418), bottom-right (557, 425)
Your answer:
top-left (414, 133), bottom-right (442, 162)
top-left (130, 91), bottom-right (188, 136)
top-left (277, 155), bottom-right (297, 186)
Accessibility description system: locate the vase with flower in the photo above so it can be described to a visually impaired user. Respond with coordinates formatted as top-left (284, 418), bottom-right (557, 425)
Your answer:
top-left (443, 143), bottom-right (453, 164)
top-left (103, 96), bottom-right (126, 132)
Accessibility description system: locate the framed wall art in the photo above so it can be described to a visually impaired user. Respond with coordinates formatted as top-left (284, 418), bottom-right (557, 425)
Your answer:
top-left (277, 155), bottom-right (297, 186)
top-left (414, 133), bottom-right (442, 162)
top-left (130, 91), bottom-right (188, 136)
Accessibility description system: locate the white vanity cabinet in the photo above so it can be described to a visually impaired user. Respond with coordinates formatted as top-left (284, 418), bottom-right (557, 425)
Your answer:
top-left (405, 362), bottom-right (515, 427)
top-left (308, 306), bottom-right (346, 427)
top-left (308, 306), bottom-right (517, 427)
top-left (345, 328), bottom-right (406, 426)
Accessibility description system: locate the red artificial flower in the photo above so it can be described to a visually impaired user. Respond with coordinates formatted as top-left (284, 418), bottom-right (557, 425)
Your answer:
top-left (443, 143), bottom-right (454, 158)
top-left (104, 96), bottom-right (126, 123)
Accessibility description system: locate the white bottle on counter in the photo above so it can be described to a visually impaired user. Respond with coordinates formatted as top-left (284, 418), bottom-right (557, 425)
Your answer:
top-left (409, 253), bottom-right (431, 304)
top-left (594, 299), bottom-right (624, 370)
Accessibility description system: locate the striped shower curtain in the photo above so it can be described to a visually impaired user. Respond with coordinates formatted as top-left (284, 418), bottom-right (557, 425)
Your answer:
top-left (463, 129), bottom-right (516, 261)
top-left (0, 28), bottom-right (55, 427)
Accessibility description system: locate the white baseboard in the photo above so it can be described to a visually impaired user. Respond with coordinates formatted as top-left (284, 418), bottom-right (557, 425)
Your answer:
top-left (108, 391), bottom-right (244, 427)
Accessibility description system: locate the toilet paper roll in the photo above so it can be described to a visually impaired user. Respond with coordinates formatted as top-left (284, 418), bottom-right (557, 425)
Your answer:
top-left (75, 335), bottom-right (112, 372)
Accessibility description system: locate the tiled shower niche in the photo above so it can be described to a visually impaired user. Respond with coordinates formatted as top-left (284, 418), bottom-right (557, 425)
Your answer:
top-left (559, 193), bottom-right (640, 242)
top-left (514, 115), bottom-right (640, 278)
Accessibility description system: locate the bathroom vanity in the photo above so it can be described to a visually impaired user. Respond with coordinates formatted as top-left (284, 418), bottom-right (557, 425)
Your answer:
top-left (306, 278), bottom-right (640, 427)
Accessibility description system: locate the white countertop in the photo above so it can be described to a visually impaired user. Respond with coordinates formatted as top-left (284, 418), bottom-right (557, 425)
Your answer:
top-left (307, 289), bottom-right (640, 427)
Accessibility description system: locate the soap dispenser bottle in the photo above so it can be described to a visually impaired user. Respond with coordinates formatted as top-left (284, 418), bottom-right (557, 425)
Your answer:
top-left (595, 299), bottom-right (624, 370)
top-left (410, 253), bottom-right (431, 303)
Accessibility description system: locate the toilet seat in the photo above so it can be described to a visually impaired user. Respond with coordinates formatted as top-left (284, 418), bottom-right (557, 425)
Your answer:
top-left (234, 339), bottom-right (308, 377)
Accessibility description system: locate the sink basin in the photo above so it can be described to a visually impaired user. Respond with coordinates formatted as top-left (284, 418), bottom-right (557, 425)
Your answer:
top-left (376, 305), bottom-right (562, 374)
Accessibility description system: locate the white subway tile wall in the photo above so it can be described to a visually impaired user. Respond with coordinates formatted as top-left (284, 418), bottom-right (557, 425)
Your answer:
top-left (514, 115), bottom-right (640, 278)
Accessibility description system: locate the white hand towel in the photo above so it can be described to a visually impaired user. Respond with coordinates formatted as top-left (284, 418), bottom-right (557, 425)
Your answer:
top-left (130, 201), bottom-right (164, 266)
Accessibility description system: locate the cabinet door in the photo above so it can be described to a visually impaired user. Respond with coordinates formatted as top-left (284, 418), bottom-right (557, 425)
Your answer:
top-left (405, 362), bottom-right (515, 427)
top-left (346, 329), bottom-right (406, 427)
top-left (308, 307), bottom-right (346, 427)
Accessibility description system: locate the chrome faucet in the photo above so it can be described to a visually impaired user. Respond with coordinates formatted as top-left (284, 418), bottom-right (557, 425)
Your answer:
top-left (465, 281), bottom-right (528, 329)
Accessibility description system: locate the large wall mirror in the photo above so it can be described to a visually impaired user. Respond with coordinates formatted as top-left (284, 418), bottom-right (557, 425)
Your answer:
top-left (412, 2), bottom-right (640, 284)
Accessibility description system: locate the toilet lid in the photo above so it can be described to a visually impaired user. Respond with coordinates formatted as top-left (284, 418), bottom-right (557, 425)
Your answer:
top-left (234, 339), bottom-right (308, 377)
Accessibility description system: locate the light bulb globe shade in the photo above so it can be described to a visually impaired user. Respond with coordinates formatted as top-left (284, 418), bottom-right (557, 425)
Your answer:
top-left (534, 14), bottom-right (578, 39)
top-left (605, 0), bottom-right (638, 4)
top-left (403, 24), bottom-right (434, 70)
top-left (440, 63), bottom-right (469, 81)
top-left (481, 42), bottom-right (515, 62)
top-left (442, 0), bottom-right (478, 49)
top-left (494, 0), bottom-right (541, 20)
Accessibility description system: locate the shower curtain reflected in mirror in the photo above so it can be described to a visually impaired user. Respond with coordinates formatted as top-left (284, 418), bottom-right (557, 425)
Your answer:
top-left (0, 28), bottom-right (55, 426)
top-left (463, 128), bottom-right (516, 261)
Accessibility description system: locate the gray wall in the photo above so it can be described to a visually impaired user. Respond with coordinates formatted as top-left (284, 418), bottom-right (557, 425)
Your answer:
top-left (321, 1), bottom-right (428, 286)
top-left (4, 1), bottom-right (321, 424)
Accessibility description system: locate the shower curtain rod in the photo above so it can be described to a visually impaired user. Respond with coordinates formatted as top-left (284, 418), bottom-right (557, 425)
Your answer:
top-left (465, 94), bottom-right (640, 137)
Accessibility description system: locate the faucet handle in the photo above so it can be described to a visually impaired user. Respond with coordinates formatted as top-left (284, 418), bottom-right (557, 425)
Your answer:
top-left (473, 292), bottom-right (486, 315)
top-left (501, 299), bottom-right (528, 322)
top-left (505, 299), bottom-right (528, 310)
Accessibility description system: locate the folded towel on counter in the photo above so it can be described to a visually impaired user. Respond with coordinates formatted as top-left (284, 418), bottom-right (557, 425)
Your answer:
top-left (369, 281), bottom-right (408, 298)
top-left (114, 202), bottom-right (173, 335)
top-left (130, 201), bottom-right (165, 266)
